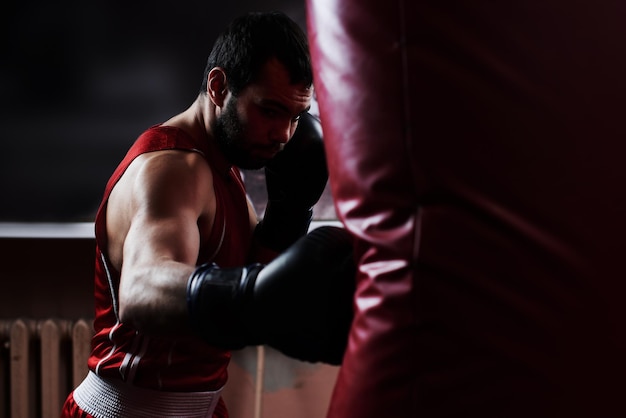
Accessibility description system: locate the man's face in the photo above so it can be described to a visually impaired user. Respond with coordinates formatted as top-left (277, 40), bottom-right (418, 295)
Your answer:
top-left (213, 58), bottom-right (313, 170)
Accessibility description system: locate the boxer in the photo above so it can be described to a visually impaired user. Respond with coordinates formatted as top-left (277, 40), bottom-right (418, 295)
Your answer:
top-left (61, 11), bottom-right (355, 417)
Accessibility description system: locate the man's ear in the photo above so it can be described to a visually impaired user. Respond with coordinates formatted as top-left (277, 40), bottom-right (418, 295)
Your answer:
top-left (207, 67), bottom-right (228, 107)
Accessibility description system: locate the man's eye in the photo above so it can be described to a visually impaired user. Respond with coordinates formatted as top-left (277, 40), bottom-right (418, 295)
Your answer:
top-left (263, 108), bottom-right (278, 117)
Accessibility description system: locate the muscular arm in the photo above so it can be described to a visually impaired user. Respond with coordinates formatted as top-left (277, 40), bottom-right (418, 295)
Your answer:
top-left (108, 150), bottom-right (216, 336)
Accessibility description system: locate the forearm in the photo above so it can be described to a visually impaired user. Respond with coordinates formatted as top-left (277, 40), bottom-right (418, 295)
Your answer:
top-left (117, 207), bottom-right (203, 335)
top-left (119, 260), bottom-right (194, 336)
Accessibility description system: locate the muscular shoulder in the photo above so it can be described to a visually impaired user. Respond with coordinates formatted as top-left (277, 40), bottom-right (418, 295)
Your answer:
top-left (128, 150), bottom-right (213, 214)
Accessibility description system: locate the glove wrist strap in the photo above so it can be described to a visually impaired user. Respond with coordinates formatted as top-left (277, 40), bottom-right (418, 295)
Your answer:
top-left (187, 263), bottom-right (264, 349)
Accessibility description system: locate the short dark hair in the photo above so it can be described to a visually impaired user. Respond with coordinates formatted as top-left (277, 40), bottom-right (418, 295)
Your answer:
top-left (200, 11), bottom-right (313, 96)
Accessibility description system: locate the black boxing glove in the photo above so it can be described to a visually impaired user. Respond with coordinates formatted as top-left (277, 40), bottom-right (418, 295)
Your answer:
top-left (187, 226), bottom-right (356, 365)
top-left (256, 112), bottom-right (328, 252)
top-left (255, 225), bottom-right (356, 365)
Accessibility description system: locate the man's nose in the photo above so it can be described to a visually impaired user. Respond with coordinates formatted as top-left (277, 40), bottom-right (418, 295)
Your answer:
top-left (270, 120), bottom-right (293, 144)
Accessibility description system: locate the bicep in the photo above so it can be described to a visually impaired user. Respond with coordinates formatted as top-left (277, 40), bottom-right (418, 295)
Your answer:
top-left (118, 211), bottom-right (199, 333)
top-left (123, 211), bottom-right (200, 269)
top-left (123, 152), bottom-right (211, 267)
top-left (115, 152), bottom-right (215, 331)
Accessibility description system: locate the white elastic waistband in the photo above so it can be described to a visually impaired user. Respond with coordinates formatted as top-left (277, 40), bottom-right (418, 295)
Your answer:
top-left (73, 371), bottom-right (222, 418)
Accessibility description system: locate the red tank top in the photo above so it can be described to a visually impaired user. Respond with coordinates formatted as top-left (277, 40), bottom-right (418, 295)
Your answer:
top-left (87, 125), bottom-right (252, 397)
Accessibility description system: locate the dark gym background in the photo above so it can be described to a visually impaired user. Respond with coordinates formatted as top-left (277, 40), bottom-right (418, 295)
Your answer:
top-left (1, 0), bottom-right (334, 223)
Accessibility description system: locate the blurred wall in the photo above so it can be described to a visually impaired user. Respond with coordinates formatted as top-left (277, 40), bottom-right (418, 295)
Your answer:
top-left (1, 0), bottom-right (336, 222)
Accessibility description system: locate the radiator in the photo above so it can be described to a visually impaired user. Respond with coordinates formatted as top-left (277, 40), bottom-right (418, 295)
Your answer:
top-left (0, 318), bottom-right (93, 418)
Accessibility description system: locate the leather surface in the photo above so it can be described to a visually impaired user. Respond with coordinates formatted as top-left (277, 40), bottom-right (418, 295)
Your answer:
top-left (307, 1), bottom-right (626, 417)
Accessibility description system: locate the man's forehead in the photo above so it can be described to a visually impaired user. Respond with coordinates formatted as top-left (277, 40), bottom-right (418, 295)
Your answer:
top-left (257, 95), bottom-right (312, 115)
top-left (249, 78), bottom-right (312, 112)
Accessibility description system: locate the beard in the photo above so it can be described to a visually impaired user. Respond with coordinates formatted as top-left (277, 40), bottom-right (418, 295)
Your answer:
top-left (213, 98), bottom-right (269, 170)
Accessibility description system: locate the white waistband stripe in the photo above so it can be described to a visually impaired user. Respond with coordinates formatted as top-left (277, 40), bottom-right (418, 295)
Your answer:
top-left (73, 371), bottom-right (222, 418)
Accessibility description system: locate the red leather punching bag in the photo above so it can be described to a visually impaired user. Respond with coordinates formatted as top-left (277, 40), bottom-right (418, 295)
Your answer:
top-left (307, 1), bottom-right (626, 417)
